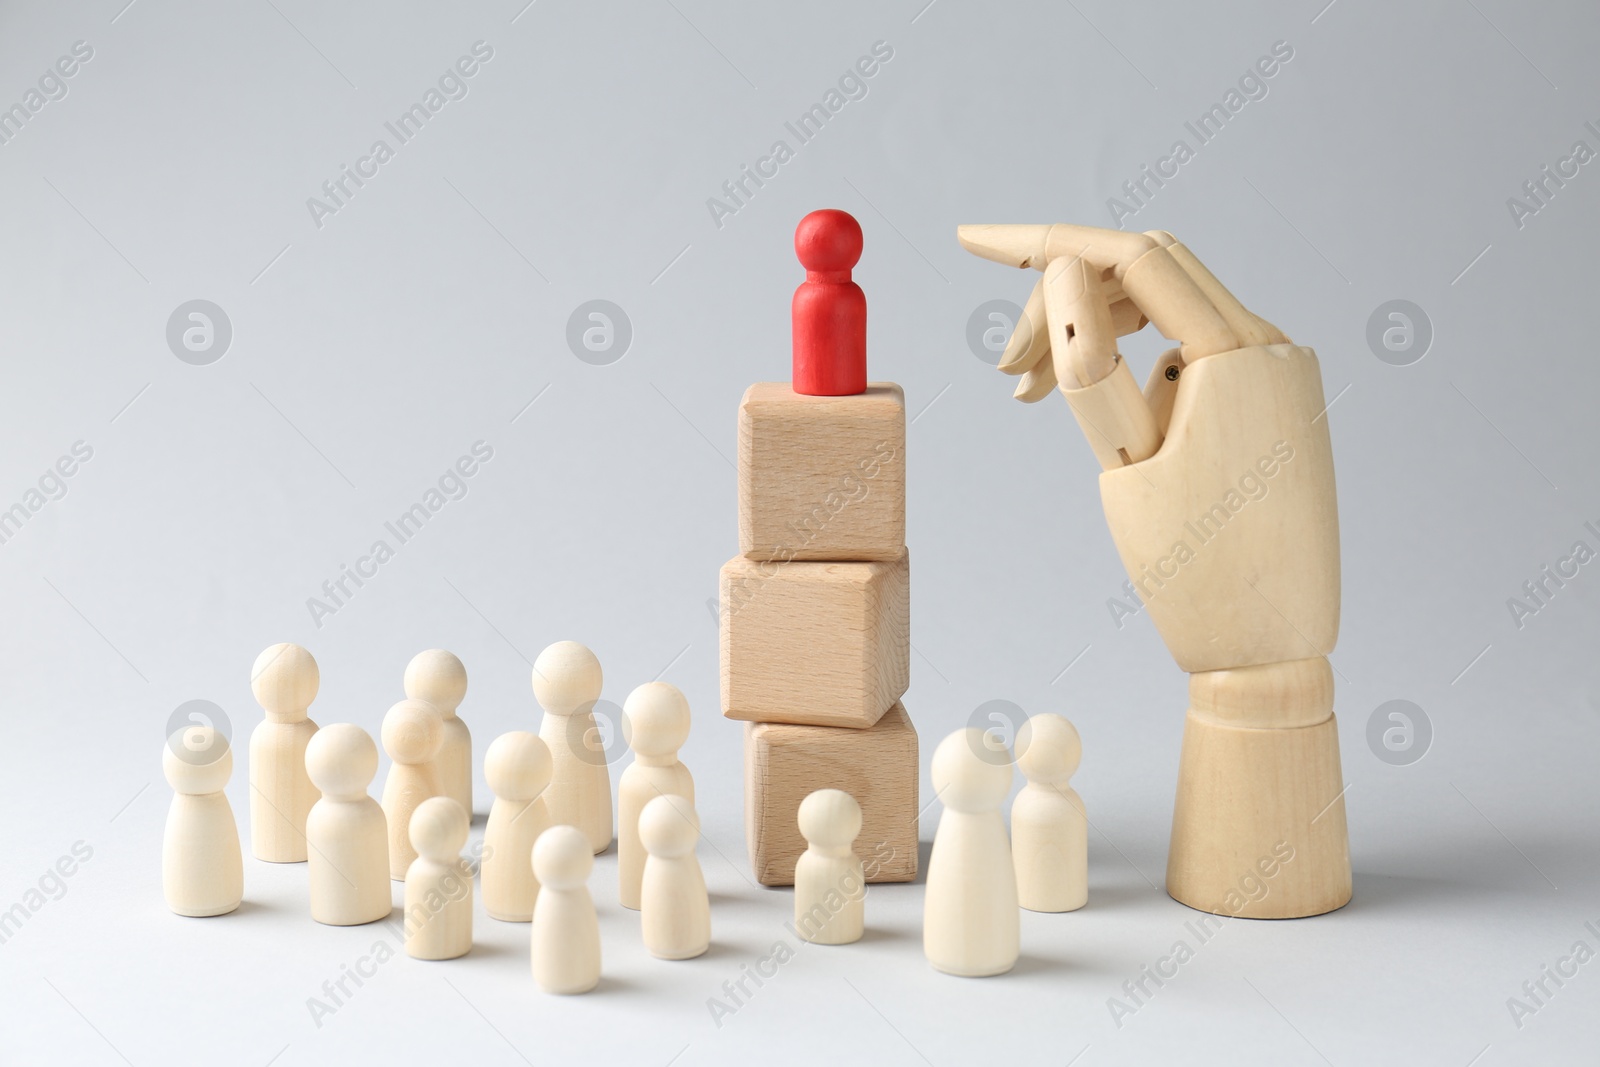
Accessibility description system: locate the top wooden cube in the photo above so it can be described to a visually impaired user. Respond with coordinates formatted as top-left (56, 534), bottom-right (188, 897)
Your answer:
top-left (738, 382), bottom-right (905, 562)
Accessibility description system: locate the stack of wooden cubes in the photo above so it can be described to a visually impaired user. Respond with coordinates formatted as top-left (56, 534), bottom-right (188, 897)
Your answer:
top-left (721, 380), bottom-right (918, 885)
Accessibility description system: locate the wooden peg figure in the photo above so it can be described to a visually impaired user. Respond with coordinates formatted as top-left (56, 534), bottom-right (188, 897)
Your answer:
top-left (618, 681), bottom-right (694, 910)
top-left (531, 641), bottom-right (613, 854)
top-left (531, 825), bottom-right (601, 994)
top-left (482, 731), bottom-right (553, 922)
top-left (1012, 714), bottom-right (1087, 913)
top-left (923, 728), bottom-right (1019, 977)
top-left (162, 726), bottom-right (243, 917)
top-left (381, 698), bottom-right (443, 880)
top-left (792, 208), bottom-right (866, 396)
top-left (794, 789), bottom-right (865, 945)
top-left (404, 649), bottom-right (471, 817)
top-left (403, 796), bottom-right (472, 960)
top-left (304, 723), bottom-right (391, 926)
top-left (638, 793), bottom-right (710, 960)
top-left (249, 643), bottom-right (321, 862)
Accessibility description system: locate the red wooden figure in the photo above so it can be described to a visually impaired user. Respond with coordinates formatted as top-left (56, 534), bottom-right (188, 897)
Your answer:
top-left (792, 209), bottom-right (866, 396)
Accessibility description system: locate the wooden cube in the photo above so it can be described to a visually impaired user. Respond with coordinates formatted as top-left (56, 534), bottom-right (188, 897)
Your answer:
top-left (720, 551), bottom-right (909, 729)
top-left (745, 702), bottom-right (919, 886)
top-left (738, 382), bottom-right (905, 562)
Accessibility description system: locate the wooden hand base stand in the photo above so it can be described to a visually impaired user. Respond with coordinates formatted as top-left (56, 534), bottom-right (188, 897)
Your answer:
top-left (1166, 657), bottom-right (1350, 919)
top-left (1094, 344), bottom-right (1352, 920)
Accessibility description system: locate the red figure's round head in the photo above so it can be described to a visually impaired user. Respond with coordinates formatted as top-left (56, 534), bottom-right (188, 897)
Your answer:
top-left (795, 209), bottom-right (863, 274)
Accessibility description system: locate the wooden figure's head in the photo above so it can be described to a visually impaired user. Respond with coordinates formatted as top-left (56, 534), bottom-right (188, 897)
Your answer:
top-left (484, 731), bottom-right (552, 802)
top-left (305, 723), bottom-right (378, 798)
top-left (404, 649), bottom-right (467, 715)
top-left (531, 641), bottom-right (603, 717)
top-left (1016, 714), bottom-right (1081, 786)
top-left (639, 794), bottom-right (699, 860)
top-left (622, 682), bottom-right (691, 759)
top-left (163, 725), bottom-right (232, 795)
top-left (250, 643), bottom-right (319, 721)
top-left (533, 825), bottom-right (593, 890)
top-left (932, 728), bottom-right (1013, 814)
top-left (410, 796), bottom-right (468, 862)
top-left (382, 699), bottom-right (443, 766)
top-left (798, 788), bottom-right (861, 851)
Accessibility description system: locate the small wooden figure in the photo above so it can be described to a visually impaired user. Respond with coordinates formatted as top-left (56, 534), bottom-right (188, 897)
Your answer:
top-left (404, 649), bottom-right (472, 818)
top-left (482, 731), bottom-right (553, 922)
top-left (304, 723), bottom-right (391, 926)
top-left (794, 789), bottom-right (864, 945)
top-left (381, 698), bottom-right (443, 880)
top-left (248, 642), bottom-right (321, 862)
top-left (638, 794), bottom-right (710, 960)
top-left (923, 728), bottom-right (1018, 978)
top-left (531, 641), bottom-right (612, 854)
top-left (163, 726), bottom-right (243, 917)
top-left (403, 796), bottom-right (472, 960)
top-left (1012, 714), bottom-right (1087, 913)
top-left (618, 681), bottom-right (695, 911)
top-left (531, 825), bottom-right (601, 994)
top-left (792, 208), bottom-right (867, 396)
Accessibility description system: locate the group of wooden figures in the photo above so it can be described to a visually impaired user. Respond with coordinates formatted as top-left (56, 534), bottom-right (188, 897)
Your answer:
top-left (161, 641), bottom-right (1091, 986)
top-left (162, 640), bottom-right (711, 994)
top-left (924, 717), bottom-right (1086, 976)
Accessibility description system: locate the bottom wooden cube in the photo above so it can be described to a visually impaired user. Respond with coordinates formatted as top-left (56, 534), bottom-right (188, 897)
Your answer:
top-left (745, 701), bottom-right (918, 886)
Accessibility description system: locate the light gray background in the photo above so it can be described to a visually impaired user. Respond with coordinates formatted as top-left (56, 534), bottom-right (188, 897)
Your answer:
top-left (2, 0), bottom-right (1597, 1063)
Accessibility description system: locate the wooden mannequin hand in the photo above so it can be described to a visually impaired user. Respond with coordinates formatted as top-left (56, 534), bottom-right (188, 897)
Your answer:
top-left (957, 222), bottom-right (1337, 675)
top-left (958, 222), bottom-right (1352, 920)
